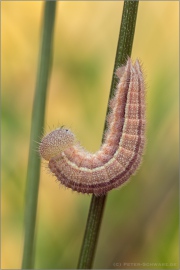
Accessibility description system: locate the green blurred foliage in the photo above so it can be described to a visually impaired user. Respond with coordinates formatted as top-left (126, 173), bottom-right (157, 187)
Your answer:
top-left (2, 1), bottom-right (179, 269)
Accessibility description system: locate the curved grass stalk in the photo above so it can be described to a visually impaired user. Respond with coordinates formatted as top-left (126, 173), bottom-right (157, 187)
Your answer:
top-left (22, 2), bottom-right (56, 268)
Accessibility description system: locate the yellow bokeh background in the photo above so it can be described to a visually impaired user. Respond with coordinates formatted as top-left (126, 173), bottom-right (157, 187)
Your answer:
top-left (2, 1), bottom-right (179, 269)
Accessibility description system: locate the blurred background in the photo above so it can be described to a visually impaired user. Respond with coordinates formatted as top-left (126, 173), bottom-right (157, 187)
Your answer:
top-left (2, 1), bottom-right (179, 269)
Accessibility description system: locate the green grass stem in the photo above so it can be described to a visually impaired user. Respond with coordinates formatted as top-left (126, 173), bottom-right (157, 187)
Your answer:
top-left (22, 2), bottom-right (56, 269)
top-left (77, 1), bottom-right (139, 269)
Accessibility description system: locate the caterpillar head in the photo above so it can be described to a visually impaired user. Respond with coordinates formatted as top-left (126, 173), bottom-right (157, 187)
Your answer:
top-left (39, 127), bottom-right (75, 161)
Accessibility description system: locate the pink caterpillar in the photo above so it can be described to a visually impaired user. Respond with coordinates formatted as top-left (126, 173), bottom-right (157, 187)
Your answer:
top-left (39, 58), bottom-right (146, 196)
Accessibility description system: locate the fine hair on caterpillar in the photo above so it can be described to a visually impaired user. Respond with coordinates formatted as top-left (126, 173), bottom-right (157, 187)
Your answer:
top-left (39, 58), bottom-right (146, 196)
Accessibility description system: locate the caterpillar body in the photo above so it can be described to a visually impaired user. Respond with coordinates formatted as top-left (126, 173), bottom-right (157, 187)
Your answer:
top-left (39, 58), bottom-right (146, 196)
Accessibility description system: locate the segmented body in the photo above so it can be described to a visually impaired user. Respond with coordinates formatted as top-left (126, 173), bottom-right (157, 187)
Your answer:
top-left (39, 58), bottom-right (146, 196)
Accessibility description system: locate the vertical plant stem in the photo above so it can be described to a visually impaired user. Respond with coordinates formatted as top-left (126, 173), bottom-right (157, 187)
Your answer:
top-left (77, 1), bottom-right (139, 269)
top-left (22, 2), bottom-right (56, 269)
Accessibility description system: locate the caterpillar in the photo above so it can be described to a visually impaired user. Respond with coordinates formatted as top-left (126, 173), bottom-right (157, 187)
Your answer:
top-left (39, 58), bottom-right (146, 196)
